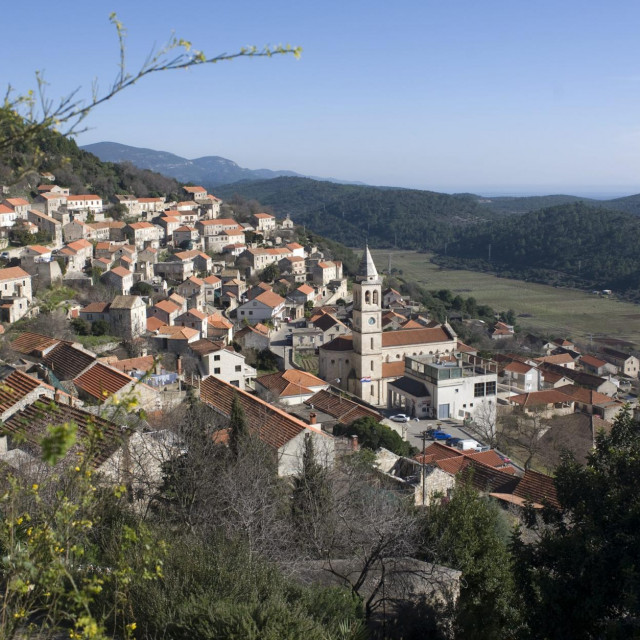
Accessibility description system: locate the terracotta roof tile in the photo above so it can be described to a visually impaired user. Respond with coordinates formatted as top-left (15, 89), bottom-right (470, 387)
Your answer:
top-left (513, 469), bottom-right (560, 509)
top-left (381, 327), bottom-right (452, 348)
top-left (0, 370), bottom-right (50, 414)
top-left (4, 400), bottom-right (122, 467)
top-left (304, 389), bottom-right (381, 424)
top-left (73, 363), bottom-right (134, 401)
top-left (0, 266), bottom-right (30, 281)
top-left (11, 332), bottom-right (60, 356)
top-left (42, 343), bottom-right (96, 380)
top-left (201, 377), bottom-right (329, 450)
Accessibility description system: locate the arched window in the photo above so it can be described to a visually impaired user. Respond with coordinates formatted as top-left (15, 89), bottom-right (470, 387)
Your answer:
top-left (370, 360), bottom-right (374, 371)
top-left (373, 290), bottom-right (378, 305)
top-left (365, 290), bottom-right (371, 304)
top-left (370, 337), bottom-right (374, 350)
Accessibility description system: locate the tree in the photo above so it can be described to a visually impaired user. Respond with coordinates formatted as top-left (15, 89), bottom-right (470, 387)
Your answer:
top-left (130, 281), bottom-right (153, 296)
top-left (334, 416), bottom-right (417, 457)
top-left (419, 480), bottom-right (520, 639)
top-left (499, 407), bottom-right (548, 470)
top-left (471, 399), bottom-right (497, 448)
top-left (91, 319), bottom-right (110, 336)
top-left (512, 407), bottom-right (640, 639)
top-left (261, 263), bottom-right (280, 283)
top-left (292, 434), bottom-right (332, 545)
top-left (228, 394), bottom-right (249, 458)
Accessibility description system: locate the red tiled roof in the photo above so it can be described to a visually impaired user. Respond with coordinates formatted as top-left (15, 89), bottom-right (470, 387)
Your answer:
top-left (555, 384), bottom-right (616, 406)
top-left (154, 299), bottom-right (181, 314)
top-left (81, 302), bottom-right (110, 314)
top-left (580, 354), bottom-right (607, 368)
top-left (106, 266), bottom-right (131, 278)
top-left (304, 389), bottom-right (381, 424)
top-left (73, 362), bottom-right (133, 401)
top-left (296, 284), bottom-right (314, 295)
top-left (201, 376), bottom-right (329, 450)
top-left (253, 213), bottom-right (274, 219)
top-left (513, 469), bottom-right (560, 509)
top-left (0, 266), bottom-right (30, 281)
top-left (381, 327), bottom-right (452, 348)
top-left (503, 360), bottom-right (535, 374)
top-left (257, 370), bottom-right (327, 397)
top-left (321, 335), bottom-right (354, 351)
top-left (254, 290), bottom-right (285, 309)
top-left (0, 370), bottom-right (50, 414)
top-left (146, 317), bottom-right (166, 332)
top-left (534, 353), bottom-right (575, 365)
top-left (3, 400), bottom-right (122, 467)
top-left (382, 361), bottom-right (405, 378)
top-left (42, 343), bottom-right (96, 380)
top-left (109, 355), bottom-right (156, 374)
top-left (509, 390), bottom-right (573, 407)
top-left (11, 332), bottom-right (60, 356)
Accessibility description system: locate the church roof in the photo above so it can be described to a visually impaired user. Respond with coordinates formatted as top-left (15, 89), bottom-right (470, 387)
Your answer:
top-left (357, 245), bottom-right (379, 281)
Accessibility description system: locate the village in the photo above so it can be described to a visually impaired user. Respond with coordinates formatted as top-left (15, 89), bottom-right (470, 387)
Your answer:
top-left (0, 176), bottom-right (637, 508)
top-left (0, 163), bottom-right (638, 640)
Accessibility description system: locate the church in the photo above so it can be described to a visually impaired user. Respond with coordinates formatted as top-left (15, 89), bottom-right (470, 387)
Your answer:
top-left (318, 246), bottom-right (461, 409)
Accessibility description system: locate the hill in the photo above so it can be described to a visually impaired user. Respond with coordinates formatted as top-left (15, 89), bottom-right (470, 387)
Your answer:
top-left (436, 201), bottom-right (640, 299)
top-left (81, 141), bottom-right (305, 187)
top-left (2, 130), bottom-right (182, 201)
top-left (215, 177), bottom-right (497, 250)
top-left (476, 194), bottom-right (598, 215)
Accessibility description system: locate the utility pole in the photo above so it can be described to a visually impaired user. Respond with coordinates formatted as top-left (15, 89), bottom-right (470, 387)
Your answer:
top-left (421, 430), bottom-right (429, 507)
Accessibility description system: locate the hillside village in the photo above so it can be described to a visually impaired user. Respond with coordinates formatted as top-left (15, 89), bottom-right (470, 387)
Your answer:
top-left (0, 173), bottom-right (639, 634)
top-left (0, 173), bottom-right (639, 475)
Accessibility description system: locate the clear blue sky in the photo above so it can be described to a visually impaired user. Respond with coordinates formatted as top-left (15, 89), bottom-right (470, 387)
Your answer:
top-left (4, 0), bottom-right (640, 196)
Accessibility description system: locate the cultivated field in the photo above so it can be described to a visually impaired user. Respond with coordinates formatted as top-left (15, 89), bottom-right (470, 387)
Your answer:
top-left (369, 249), bottom-right (640, 347)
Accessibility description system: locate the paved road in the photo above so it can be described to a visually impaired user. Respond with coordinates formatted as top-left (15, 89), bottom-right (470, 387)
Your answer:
top-left (381, 415), bottom-right (475, 447)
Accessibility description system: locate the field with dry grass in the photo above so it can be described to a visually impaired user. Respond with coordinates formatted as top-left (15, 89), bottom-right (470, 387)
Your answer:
top-left (369, 249), bottom-right (640, 347)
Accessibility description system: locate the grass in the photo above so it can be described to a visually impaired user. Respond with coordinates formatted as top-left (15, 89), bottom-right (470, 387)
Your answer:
top-left (294, 352), bottom-right (319, 374)
top-left (370, 249), bottom-right (640, 347)
top-left (73, 334), bottom-right (120, 348)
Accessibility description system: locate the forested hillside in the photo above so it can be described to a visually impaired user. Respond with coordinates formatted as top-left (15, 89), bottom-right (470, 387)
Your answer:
top-left (437, 202), bottom-right (640, 298)
top-left (2, 128), bottom-right (183, 201)
top-left (216, 177), bottom-right (497, 250)
top-left (476, 194), bottom-right (596, 215)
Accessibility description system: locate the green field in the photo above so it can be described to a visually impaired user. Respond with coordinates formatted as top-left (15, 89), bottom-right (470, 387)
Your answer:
top-left (370, 249), bottom-right (640, 346)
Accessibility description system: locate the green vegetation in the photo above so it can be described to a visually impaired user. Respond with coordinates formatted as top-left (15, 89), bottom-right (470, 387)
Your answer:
top-left (438, 202), bottom-right (640, 300)
top-left (334, 416), bottom-right (418, 457)
top-left (215, 177), bottom-right (496, 252)
top-left (420, 480), bottom-right (519, 639)
top-left (370, 249), bottom-right (640, 346)
top-left (513, 408), bottom-right (640, 638)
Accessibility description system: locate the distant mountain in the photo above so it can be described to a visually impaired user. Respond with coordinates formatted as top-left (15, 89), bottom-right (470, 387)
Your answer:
top-left (214, 177), bottom-right (497, 250)
top-left (80, 142), bottom-right (364, 188)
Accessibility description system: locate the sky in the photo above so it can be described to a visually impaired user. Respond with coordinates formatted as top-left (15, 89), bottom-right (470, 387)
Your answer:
top-left (4, 0), bottom-right (640, 197)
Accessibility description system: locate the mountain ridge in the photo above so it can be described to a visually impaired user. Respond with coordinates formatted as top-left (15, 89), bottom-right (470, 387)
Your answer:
top-left (80, 141), bottom-right (365, 188)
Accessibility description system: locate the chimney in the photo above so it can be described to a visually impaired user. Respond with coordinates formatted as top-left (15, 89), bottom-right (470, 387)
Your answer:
top-left (350, 435), bottom-right (359, 451)
top-left (309, 412), bottom-right (317, 426)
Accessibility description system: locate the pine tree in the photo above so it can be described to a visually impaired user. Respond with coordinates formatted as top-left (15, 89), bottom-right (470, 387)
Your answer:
top-left (228, 394), bottom-right (249, 457)
top-left (292, 434), bottom-right (331, 542)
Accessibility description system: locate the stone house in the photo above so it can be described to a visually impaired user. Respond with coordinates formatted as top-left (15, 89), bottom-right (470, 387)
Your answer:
top-left (251, 212), bottom-right (276, 235)
top-left (149, 299), bottom-right (182, 326)
top-left (0, 267), bottom-right (32, 323)
top-left (100, 266), bottom-right (133, 295)
top-left (203, 274), bottom-right (222, 305)
top-left (173, 226), bottom-right (200, 249)
top-left (175, 308), bottom-right (210, 338)
top-left (27, 209), bottom-right (62, 246)
top-left (136, 197), bottom-right (166, 213)
top-left (125, 222), bottom-right (161, 250)
top-left (66, 195), bottom-right (103, 215)
top-left (109, 295), bottom-right (147, 339)
top-left (600, 347), bottom-right (639, 378)
top-left (154, 260), bottom-right (194, 282)
top-left (2, 198), bottom-right (30, 219)
top-left (237, 290), bottom-right (286, 323)
top-left (36, 192), bottom-right (68, 215)
top-left (234, 322), bottom-right (271, 352)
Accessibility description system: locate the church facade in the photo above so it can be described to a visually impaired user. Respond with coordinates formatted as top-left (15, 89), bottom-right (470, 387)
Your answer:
top-left (319, 246), bottom-right (459, 408)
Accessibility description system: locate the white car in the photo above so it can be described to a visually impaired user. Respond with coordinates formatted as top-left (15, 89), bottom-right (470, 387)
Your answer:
top-left (390, 414), bottom-right (409, 423)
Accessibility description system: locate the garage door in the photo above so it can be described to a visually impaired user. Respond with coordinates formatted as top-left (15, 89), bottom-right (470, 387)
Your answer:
top-left (438, 404), bottom-right (450, 419)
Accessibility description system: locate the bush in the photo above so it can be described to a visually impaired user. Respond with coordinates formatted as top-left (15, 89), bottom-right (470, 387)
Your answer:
top-left (335, 416), bottom-right (417, 457)
top-left (91, 319), bottom-right (110, 336)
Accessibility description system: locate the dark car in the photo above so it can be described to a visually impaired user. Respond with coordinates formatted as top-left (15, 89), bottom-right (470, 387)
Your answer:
top-left (448, 437), bottom-right (463, 447)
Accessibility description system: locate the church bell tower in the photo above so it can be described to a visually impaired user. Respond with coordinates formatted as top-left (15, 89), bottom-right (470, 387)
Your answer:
top-left (352, 245), bottom-right (383, 405)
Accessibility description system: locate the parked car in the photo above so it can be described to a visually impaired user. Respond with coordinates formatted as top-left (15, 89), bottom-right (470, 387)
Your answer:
top-left (475, 445), bottom-right (490, 453)
top-left (0, 252), bottom-right (9, 260)
top-left (390, 414), bottom-right (409, 423)
top-left (448, 437), bottom-right (463, 447)
top-left (432, 430), bottom-right (453, 441)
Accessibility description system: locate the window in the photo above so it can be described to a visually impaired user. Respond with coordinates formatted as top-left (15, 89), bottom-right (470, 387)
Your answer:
top-left (214, 367), bottom-right (221, 374)
top-left (474, 382), bottom-right (485, 397)
top-left (213, 355), bottom-right (220, 361)
top-left (485, 381), bottom-right (496, 396)
top-left (371, 337), bottom-right (374, 349)
top-left (235, 365), bottom-right (242, 372)
top-left (365, 290), bottom-right (371, 304)
top-left (373, 291), bottom-right (378, 305)
top-left (370, 360), bottom-right (374, 371)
